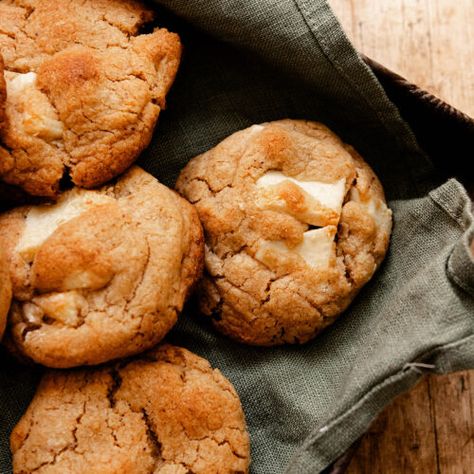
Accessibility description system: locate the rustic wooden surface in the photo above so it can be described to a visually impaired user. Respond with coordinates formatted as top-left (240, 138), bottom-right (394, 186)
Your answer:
top-left (328, 1), bottom-right (474, 472)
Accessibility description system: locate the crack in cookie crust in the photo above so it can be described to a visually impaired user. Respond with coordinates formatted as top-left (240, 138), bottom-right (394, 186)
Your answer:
top-left (10, 345), bottom-right (250, 474)
top-left (176, 120), bottom-right (392, 346)
top-left (0, 167), bottom-right (204, 367)
top-left (0, 0), bottom-right (181, 197)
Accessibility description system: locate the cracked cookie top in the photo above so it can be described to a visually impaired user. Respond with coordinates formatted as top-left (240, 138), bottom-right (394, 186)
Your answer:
top-left (0, 167), bottom-right (203, 367)
top-left (0, 247), bottom-right (12, 339)
top-left (176, 120), bottom-right (392, 346)
top-left (0, 0), bottom-right (181, 197)
top-left (10, 344), bottom-right (250, 474)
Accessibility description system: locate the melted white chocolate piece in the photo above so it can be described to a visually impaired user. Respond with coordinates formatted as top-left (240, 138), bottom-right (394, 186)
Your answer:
top-left (5, 71), bottom-right (64, 141)
top-left (6, 71), bottom-right (36, 93)
top-left (256, 171), bottom-right (345, 226)
top-left (248, 124), bottom-right (264, 136)
top-left (350, 188), bottom-right (392, 232)
top-left (33, 291), bottom-right (86, 326)
top-left (63, 269), bottom-right (114, 292)
top-left (17, 189), bottom-right (113, 261)
top-left (255, 226), bottom-right (337, 269)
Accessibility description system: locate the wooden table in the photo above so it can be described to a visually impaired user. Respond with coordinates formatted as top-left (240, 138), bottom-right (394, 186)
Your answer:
top-left (327, 1), bottom-right (474, 472)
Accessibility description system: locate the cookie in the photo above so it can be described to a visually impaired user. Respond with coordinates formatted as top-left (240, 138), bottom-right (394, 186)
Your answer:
top-left (0, 0), bottom-right (181, 197)
top-left (0, 247), bottom-right (11, 339)
top-left (176, 120), bottom-right (392, 345)
top-left (0, 167), bottom-right (203, 367)
top-left (11, 344), bottom-right (250, 474)
top-left (0, 54), bottom-right (5, 130)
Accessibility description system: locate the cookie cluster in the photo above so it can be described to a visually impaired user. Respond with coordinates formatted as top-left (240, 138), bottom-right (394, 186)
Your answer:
top-left (0, 1), bottom-right (249, 473)
top-left (0, 1), bottom-right (392, 473)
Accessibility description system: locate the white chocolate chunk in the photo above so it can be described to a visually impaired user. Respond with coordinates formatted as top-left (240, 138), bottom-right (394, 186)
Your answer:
top-left (5, 71), bottom-right (64, 141)
top-left (256, 171), bottom-right (346, 226)
top-left (33, 292), bottom-right (86, 326)
top-left (16, 189), bottom-right (113, 261)
top-left (296, 227), bottom-right (337, 268)
top-left (22, 302), bottom-right (44, 325)
top-left (366, 198), bottom-right (391, 230)
top-left (255, 226), bottom-right (337, 269)
top-left (248, 124), bottom-right (264, 136)
top-left (257, 171), bottom-right (345, 211)
top-left (63, 270), bottom-right (113, 292)
top-left (5, 71), bottom-right (37, 94)
top-left (350, 188), bottom-right (392, 232)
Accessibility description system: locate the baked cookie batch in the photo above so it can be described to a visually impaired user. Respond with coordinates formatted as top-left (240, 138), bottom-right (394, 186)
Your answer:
top-left (0, 1), bottom-right (392, 472)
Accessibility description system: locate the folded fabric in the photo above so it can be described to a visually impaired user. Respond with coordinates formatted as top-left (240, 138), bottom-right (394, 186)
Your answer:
top-left (0, 1), bottom-right (472, 473)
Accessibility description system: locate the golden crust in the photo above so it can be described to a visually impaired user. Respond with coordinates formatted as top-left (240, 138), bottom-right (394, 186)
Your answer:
top-left (0, 0), bottom-right (181, 197)
top-left (176, 120), bottom-right (393, 346)
top-left (0, 167), bottom-right (204, 367)
top-left (10, 344), bottom-right (250, 474)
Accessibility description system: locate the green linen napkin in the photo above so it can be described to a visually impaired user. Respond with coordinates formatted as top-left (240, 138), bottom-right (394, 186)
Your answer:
top-left (1, 1), bottom-right (473, 473)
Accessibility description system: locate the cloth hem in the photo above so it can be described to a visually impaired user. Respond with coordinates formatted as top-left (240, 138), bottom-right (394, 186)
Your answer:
top-left (288, 333), bottom-right (474, 473)
top-left (428, 179), bottom-right (474, 296)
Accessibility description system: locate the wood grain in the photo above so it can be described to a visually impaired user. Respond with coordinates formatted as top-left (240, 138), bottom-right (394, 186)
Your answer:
top-left (330, 0), bottom-right (474, 117)
top-left (346, 379), bottom-right (438, 473)
top-left (328, 0), bottom-right (474, 472)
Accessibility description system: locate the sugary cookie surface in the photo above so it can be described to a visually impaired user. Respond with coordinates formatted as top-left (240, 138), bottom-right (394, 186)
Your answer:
top-left (0, 167), bottom-right (203, 367)
top-left (177, 120), bottom-right (392, 345)
top-left (10, 345), bottom-right (250, 474)
top-left (0, 0), bottom-right (181, 196)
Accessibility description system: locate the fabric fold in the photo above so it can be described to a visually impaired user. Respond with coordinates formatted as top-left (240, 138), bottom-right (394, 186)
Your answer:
top-left (448, 228), bottom-right (474, 298)
top-left (152, 0), bottom-right (437, 198)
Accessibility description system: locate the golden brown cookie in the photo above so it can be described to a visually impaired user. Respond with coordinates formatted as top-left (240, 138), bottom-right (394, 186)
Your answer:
top-left (0, 167), bottom-right (203, 367)
top-left (11, 344), bottom-right (250, 474)
top-left (0, 54), bottom-right (5, 130)
top-left (0, 0), bottom-right (181, 197)
top-left (176, 120), bottom-right (392, 346)
top-left (0, 247), bottom-right (11, 339)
